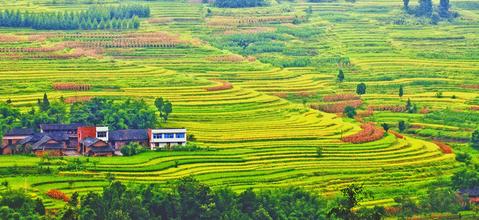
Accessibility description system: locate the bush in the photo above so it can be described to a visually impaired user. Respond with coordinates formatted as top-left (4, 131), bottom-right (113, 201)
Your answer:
top-left (344, 106), bottom-right (357, 118)
top-left (120, 142), bottom-right (146, 156)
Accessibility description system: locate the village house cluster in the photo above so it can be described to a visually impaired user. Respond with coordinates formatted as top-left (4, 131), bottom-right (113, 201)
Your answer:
top-left (1, 124), bottom-right (187, 156)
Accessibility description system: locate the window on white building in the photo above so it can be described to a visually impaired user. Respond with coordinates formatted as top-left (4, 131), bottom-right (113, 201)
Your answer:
top-left (153, 133), bottom-right (162, 139)
top-left (164, 133), bottom-right (174, 139)
top-left (176, 133), bottom-right (185, 138)
top-left (97, 131), bottom-right (107, 138)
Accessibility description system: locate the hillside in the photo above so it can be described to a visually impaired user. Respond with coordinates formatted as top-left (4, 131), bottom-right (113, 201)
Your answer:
top-left (0, 0), bottom-right (478, 216)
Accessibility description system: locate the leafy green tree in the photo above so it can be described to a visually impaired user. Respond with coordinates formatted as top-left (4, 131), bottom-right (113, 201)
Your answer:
top-left (239, 188), bottom-right (258, 216)
top-left (420, 185), bottom-right (462, 213)
top-left (399, 85), bottom-right (404, 97)
top-left (356, 83), bottom-right (366, 95)
top-left (398, 120), bottom-right (406, 132)
top-left (338, 69), bottom-right (345, 82)
top-left (452, 168), bottom-right (479, 190)
top-left (215, 0), bottom-right (268, 8)
top-left (417, 0), bottom-right (433, 17)
top-left (394, 195), bottom-right (418, 219)
top-left (439, 0), bottom-right (450, 17)
top-left (455, 152), bottom-right (472, 165)
top-left (344, 106), bottom-right (357, 118)
top-left (40, 93), bottom-right (50, 112)
top-left (381, 123), bottom-right (390, 132)
top-left (403, 0), bottom-right (410, 9)
top-left (471, 129), bottom-right (479, 148)
top-left (328, 184), bottom-right (374, 220)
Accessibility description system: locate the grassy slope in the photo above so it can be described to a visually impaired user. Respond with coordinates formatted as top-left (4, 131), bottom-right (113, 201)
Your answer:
top-left (1, 0), bottom-right (478, 208)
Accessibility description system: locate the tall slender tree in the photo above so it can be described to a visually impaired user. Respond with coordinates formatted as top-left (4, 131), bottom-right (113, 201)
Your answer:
top-left (439, 0), bottom-right (450, 17)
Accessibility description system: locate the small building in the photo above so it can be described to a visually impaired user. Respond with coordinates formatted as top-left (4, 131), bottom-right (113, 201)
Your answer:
top-left (1, 128), bottom-right (34, 155)
top-left (2, 124), bottom-right (188, 157)
top-left (109, 129), bottom-right (149, 150)
top-left (30, 134), bottom-right (68, 156)
top-left (460, 188), bottom-right (479, 204)
top-left (148, 128), bottom-right (187, 150)
top-left (79, 137), bottom-right (114, 157)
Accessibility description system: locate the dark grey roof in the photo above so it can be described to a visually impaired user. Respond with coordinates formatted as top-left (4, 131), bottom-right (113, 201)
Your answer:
top-left (80, 137), bottom-right (101, 147)
top-left (89, 146), bottom-right (114, 153)
top-left (4, 128), bottom-right (34, 136)
top-left (110, 129), bottom-right (148, 141)
top-left (32, 135), bottom-right (54, 150)
top-left (41, 143), bottom-right (64, 150)
top-left (460, 188), bottom-right (479, 197)
top-left (40, 123), bottom-right (84, 131)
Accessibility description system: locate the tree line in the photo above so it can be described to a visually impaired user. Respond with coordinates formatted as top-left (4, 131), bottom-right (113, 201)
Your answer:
top-left (402, 0), bottom-right (457, 22)
top-left (2, 167), bottom-right (479, 220)
top-left (0, 94), bottom-right (173, 138)
top-left (0, 4), bottom-right (149, 30)
top-left (214, 0), bottom-right (268, 8)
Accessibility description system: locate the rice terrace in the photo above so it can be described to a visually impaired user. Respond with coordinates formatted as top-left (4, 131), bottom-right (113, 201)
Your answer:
top-left (0, 0), bottom-right (478, 219)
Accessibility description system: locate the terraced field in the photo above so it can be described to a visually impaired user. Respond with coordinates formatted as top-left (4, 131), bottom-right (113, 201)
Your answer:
top-left (1, 0), bottom-right (478, 208)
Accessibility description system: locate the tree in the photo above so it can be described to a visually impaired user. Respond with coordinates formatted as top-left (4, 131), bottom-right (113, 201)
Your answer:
top-left (455, 152), bottom-right (472, 165)
top-left (403, 0), bottom-right (410, 9)
top-left (398, 120), bottom-right (406, 132)
top-left (394, 195), bottom-right (418, 219)
top-left (132, 16), bottom-right (140, 29)
top-left (215, 0), bottom-right (268, 8)
top-left (163, 101), bottom-right (173, 122)
top-left (239, 188), bottom-right (258, 215)
top-left (344, 106), bottom-right (357, 118)
top-left (381, 123), bottom-right (390, 132)
top-left (338, 69), bottom-right (345, 82)
top-left (471, 129), bottom-right (479, 148)
top-left (40, 93), bottom-right (50, 112)
top-left (356, 83), bottom-right (366, 95)
top-left (405, 98), bottom-right (416, 113)
top-left (399, 85), bottom-right (404, 98)
top-left (316, 146), bottom-right (324, 157)
top-left (417, 0), bottom-right (433, 17)
top-left (439, 0), bottom-right (450, 17)
top-left (34, 198), bottom-right (45, 215)
top-left (328, 184), bottom-right (374, 220)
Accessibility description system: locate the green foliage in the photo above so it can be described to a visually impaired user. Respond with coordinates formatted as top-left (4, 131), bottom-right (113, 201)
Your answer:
top-left (471, 130), bottom-right (479, 149)
top-left (344, 106), bottom-right (357, 118)
top-left (405, 98), bottom-right (417, 113)
top-left (120, 142), bottom-right (146, 156)
top-left (416, 0), bottom-right (433, 17)
top-left (338, 69), bottom-right (345, 82)
top-left (399, 85), bottom-right (404, 97)
top-left (398, 120), bottom-right (407, 132)
top-left (0, 5), bottom-right (149, 30)
top-left (71, 97), bottom-right (157, 130)
top-left (0, 190), bottom-right (45, 218)
top-left (452, 168), bottom-right (479, 190)
top-left (155, 97), bottom-right (173, 123)
top-left (381, 123), bottom-right (390, 132)
top-left (356, 83), bottom-right (366, 95)
top-left (394, 195), bottom-right (418, 218)
top-left (455, 152), bottom-right (472, 165)
top-left (215, 0), bottom-right (268, 8)
top-left (71, 178), bottom-right (328, 219)
top-left (420, 185), bottom-right (462, 214)
top-left (327, 184), bottom-right (381, 220)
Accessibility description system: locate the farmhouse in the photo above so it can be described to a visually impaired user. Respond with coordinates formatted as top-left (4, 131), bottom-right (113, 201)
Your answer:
top-left (460, 188), bottom-right (479, 204)
top-left (1, 128), bottom-right (34, 154)
top-left (1, 124), bottom-right (187, 156)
